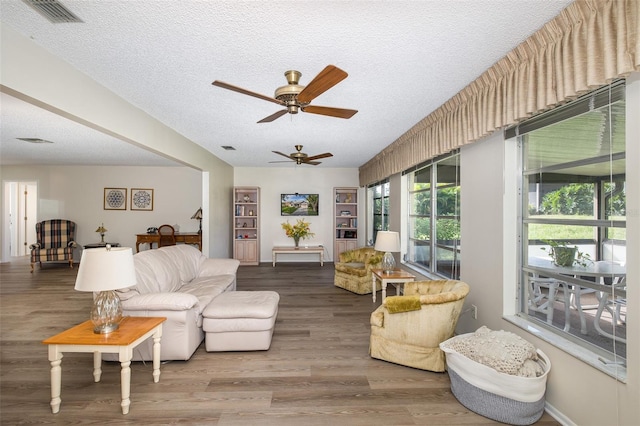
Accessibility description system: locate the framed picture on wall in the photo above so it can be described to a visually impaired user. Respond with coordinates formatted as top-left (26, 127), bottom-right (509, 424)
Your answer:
top-left (103, 188), bottom-right (127, 210)
top-left (130, 188), bottom-right (154, 211)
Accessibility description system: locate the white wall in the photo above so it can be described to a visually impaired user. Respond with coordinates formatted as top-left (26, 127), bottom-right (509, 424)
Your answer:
top-left (0, 165), bottom-right (202, 261)
top-left (1, 25), bottom-right (234, 259)
top-left (234, 167), bottom-right (360, 262)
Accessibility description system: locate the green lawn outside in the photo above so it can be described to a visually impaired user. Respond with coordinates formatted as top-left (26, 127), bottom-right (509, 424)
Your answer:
top-left (528, 215), bottom-right (626, 240)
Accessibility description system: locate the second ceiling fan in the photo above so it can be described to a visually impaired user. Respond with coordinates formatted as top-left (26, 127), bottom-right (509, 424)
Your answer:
top-left (271, 145), bottom-right (333, 166)
top-left (212, 65), bottom-right (358, 123)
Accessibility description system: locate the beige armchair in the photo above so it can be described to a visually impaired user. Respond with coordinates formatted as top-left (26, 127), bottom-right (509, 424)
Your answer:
top-left (334, 247), bottom-right (383, 294)
top-left (370, 280), bottom-right (470, 372)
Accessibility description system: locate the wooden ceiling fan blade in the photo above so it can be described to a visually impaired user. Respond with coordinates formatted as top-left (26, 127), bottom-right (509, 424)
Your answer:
top-left (258, 110), bottom-right (288, 123)
top-left (297, 65), bottom-right (348, 104)
top-left (272, 150), bottom-right (294, 160)
top-left (305, 152), bottom-right (333, 161)
top-left (212, 80), bottom-right (284, 106)
top-left (304, 161), bottom-right (322, 166)
top-left (302, 105), bottom-right (358, 119)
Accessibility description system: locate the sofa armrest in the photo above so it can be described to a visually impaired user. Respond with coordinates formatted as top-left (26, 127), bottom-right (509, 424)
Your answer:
top-left (198, 258), bottom-right (240, 277)
top-left (29, 243), bottom-right (41, 250)
top-left (121, 292), bottom-right (199, 311)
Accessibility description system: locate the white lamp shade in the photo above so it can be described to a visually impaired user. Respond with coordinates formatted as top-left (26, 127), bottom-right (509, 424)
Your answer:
top-left (374, 231), bottom-right (400, 252)
top-left (74, 247), bottom-right (137, 292)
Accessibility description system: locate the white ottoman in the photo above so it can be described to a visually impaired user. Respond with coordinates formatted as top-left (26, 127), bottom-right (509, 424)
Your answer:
top-left (203, 291), bottom-right (279, 352)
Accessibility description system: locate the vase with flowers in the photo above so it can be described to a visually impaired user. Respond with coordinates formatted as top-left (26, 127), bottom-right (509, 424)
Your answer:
top-left (281, 219), bottom-right (315, 247)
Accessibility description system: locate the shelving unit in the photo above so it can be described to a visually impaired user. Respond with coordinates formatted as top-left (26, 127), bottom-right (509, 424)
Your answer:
top-left (233, 187), bottom-right (260, 265)
top-left (334, 187), bottom-right (358, 259)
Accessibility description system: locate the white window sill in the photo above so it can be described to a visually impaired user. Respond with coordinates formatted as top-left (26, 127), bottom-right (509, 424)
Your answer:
top-left (504, 315), bottom-right (627, 382)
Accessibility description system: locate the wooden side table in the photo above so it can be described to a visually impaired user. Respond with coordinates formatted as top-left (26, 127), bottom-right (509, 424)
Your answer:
top-left (42, 316), bottom-right (166, 415)
top-left (371, 269), bottom-right (416, 303)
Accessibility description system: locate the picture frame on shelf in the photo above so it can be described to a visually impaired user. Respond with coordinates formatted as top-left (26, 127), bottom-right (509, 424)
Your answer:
top-left (103, 188), bottom-right (127, 210)
top-left (130, 188), bottom-right (154, 211)
top-left (344, 231), bottom-right (357, 239)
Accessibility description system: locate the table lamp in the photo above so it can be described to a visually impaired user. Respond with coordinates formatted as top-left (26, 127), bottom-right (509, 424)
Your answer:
top-left (74, 246), bottom-right (137, 334)
top-left (191, 207), bottom-right (203, 234)
top-left (374, 231), bottom-right (400, 274)
top-left (95, 223), bottom-right (107, 243)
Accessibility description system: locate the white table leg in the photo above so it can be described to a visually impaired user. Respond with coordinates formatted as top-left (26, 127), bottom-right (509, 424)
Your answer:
top-left (320, 252), bottom-right (324, 266)
top-left (272, 252), bottom-right (276, 267)
top-left (372, 275), bottom-right (377, 303)
top-left (120, 359), bottom-right (132, 414)
top-left (382, 280), bottom-right (387, 301)
top-left (93, 351), bottom-right (102, 382)
top-left (152, 328), bottom-right (162, 383)
top-left (48, 347), bottom-right (63, 414)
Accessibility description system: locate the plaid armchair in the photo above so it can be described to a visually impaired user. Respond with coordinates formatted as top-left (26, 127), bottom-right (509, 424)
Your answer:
top-left (29, 220), bottom-right (78, 272)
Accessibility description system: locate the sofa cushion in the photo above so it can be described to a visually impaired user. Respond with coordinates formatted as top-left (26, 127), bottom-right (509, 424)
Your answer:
top-left (121, 292), bottom-right (199, 311)
top-left (180, 274), bottom-right (236, 310)
top-left (131, 249), bottom-right (182, 294)
top-left (157, 245), bottom-right (206, 285)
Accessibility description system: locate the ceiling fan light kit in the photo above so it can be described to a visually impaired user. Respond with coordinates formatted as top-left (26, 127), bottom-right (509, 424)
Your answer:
top-left (212, 65), bottom-right (358, 123)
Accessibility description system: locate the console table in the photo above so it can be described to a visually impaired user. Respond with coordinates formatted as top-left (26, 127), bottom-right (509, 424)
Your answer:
top-left (272, 245), bottom-right (324, 266)
top-left (135, 232), bottom-right (201, 252)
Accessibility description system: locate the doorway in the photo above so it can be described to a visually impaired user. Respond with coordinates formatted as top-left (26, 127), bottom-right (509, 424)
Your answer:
top-left (3, 181), bottom-right (37, 260)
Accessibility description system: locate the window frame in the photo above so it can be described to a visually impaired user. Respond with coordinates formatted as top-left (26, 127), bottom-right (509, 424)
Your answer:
top-left (512, 81), bottom-right (627, 368)
top-left (367, 180), bottom-right (390, 245)
top-left (404, 151), bottom-right (461, 279)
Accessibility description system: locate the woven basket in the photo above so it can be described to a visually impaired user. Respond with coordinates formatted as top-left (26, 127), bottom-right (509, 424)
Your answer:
top-left (440, 334), bottom-right (551, 425)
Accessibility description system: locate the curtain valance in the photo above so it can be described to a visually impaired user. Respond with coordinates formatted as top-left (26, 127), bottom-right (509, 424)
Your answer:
top-left (359, 0), bottom-right (639, 186)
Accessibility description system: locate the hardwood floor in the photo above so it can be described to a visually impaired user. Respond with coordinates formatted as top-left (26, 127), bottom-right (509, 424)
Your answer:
top-left (0, 258), bottom-right (560, 425)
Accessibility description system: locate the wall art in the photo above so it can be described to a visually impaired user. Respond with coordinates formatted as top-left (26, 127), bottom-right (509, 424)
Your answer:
top-left (131, 188), bottom-right (154, 211)
top-left (103, 188), bottom-right (127, 210)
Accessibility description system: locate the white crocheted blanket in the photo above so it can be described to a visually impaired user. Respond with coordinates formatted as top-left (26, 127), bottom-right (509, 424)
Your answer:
top-left (441, 326), bottom-right (544, 377)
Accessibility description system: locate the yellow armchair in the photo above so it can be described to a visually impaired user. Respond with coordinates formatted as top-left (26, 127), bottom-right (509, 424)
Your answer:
top-left (370, 280), bottom-right (470, 372)
top-left (334, 247), bottom-right (383, 294)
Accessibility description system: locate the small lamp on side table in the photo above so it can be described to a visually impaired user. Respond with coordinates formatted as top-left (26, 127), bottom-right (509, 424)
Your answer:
top-left (95, 223), bottom-right (107, 243)
top-left (374, 231), bottom-right (401, 274)
top-left (191, 207), bottom-right (203, 234)
top-left (74, 246), bottom-right (137, 334)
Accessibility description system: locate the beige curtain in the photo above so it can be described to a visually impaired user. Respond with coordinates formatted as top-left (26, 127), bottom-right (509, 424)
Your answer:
top-left (359, 0), bottom-right (640, 186)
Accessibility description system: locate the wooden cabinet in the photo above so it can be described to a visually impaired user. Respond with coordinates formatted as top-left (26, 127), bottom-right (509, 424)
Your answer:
top-left (334, 187), bottom-right (358, 260)
top-left (233, 187), bottom-right (260, 265)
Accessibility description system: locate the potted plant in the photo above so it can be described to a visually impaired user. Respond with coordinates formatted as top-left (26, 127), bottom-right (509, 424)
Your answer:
top-left (541, 240), bottom-right (591, 267)
top-left (281, 219), bottom-right (315, 247)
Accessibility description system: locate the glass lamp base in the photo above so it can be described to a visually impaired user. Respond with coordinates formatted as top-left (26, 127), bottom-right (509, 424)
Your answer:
top-left (91, 290), bottom-right (123, 334)
top-left (382, 252), bottom-right (396, 274)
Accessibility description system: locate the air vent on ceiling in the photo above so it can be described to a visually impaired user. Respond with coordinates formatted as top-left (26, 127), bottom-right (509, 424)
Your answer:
top-left (17, 137), bottom-right (54, 144)
top-left (22, 0), bottom-right (83, 23)
top-left (221, 146), bottom-right (236, 150)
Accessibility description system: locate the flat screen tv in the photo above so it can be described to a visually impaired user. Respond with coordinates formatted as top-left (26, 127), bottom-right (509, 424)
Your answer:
top-left (281, 193), bottom-right (319, 216)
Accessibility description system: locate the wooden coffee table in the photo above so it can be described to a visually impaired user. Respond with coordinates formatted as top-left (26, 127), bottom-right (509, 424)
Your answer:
top-left (42, 316), bottom-right (166, 415)
top-left (371, 268), bottom-right (416, 302)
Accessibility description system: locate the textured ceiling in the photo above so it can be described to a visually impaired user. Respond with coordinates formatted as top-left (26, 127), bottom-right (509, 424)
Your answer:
top-left (0, 0), bottom-right (574, 168)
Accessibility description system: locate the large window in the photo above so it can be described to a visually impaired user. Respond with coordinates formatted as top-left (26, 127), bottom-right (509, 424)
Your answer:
top-left (367, 181), bottom-right (389, 245)
top-left (515, 82), bottom-right (627, 359)
top-left (405, 152), bottom-right (460, 279)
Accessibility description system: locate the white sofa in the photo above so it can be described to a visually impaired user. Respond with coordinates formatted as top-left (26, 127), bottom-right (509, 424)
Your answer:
top-left (112, 244), bottom-right (240, 361)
